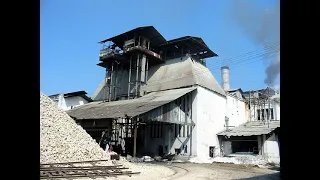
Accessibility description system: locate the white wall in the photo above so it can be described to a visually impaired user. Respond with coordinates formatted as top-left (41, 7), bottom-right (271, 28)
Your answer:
top-left (272, 101), bottom-right (280, 120)
top-left (193, 86), bottom-right (227, 158)
top-left (263, 133), bottom-right (280, 164)
top-left (226, 95), bottom-right (247, 127)
top-left (56, 96), bottom-right (89, 110)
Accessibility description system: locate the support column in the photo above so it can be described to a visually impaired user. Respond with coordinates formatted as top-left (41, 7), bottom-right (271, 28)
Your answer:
top-left (262, 134), bottom-right (266, 155)
top-left (128, 56), bottom-right (132, 99)
top-left (133, 117), bottom-right (138, 157)
top-left (257, 136), bottom-right (262, 155)
top-left (135, 54), bottom-right (140, 98)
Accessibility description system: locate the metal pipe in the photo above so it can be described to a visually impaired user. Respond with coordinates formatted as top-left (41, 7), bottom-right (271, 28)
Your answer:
top-left (189, 93), bottom-right (193, 156)
top-left (114, 63), bottom-right (118, 100)
top-left (145, 58), bottom-right (149, 85)
top-left (103, 64), bottom-right (108, 102)
top-left (109, 62), bottom-right (114, 102)
top-left (128, 56), bottom-right (132, 99)
top-left (135, 54), bottom-right (140, 98)
top-left (249, 90), bottom-right (251, 121)
top-left (268, 87), bottom-right (271, 128)
top-left (253, 91), bottom-right (256, 120)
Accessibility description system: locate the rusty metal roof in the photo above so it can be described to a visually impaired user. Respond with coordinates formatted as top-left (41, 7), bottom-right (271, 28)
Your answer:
top-left (67, 87), bottom-right (196, 120)
top-left (99, 26), bottom-right (167, 48)
top-left (217, 121), bottom-right (280, 137)
top-left (158, 36), bottom-right (217, 59)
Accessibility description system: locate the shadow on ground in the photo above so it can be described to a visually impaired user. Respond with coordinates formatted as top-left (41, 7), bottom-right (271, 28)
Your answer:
top-left (268, 166), bottom-right (280, 171)
top-left (236, 172), bottom-right (281, 180)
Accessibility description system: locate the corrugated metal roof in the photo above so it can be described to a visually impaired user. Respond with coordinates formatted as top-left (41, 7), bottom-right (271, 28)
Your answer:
top-left (145, 56), bottom-right (226, 96)
top-left (67, 87), bottom-right (196, 120)
top-left (217, 121), bottom-right (280, 137)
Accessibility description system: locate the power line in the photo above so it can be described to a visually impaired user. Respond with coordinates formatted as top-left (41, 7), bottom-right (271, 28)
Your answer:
top-left (145, 50), bottom-right (279, 86)
top-left (207, 45), bottom-right (280, 69)
top-left (145, 51), bottom-right (279, 87)
top-left (211, 52), bottom-right (279, 71)
top-left (217, 43), bottom-right (279, 65)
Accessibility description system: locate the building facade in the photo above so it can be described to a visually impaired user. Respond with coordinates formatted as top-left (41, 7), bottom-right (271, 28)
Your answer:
top-left (49, 91), bottom-right (92, 110)
top-left (67, 26), bottom-right (228, 159)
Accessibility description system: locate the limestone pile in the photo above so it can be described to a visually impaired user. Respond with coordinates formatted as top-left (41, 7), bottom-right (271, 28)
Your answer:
top-left (40, 92), bottom-right (110, 164)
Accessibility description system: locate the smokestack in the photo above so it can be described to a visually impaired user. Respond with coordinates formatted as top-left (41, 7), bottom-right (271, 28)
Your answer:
top-left (221, 66), bottom-right (230, 91)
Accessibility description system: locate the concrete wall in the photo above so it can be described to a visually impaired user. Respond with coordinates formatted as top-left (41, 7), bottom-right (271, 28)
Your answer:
top-left (194, 86), bottom-right (227, 158)
top-left (263, 133), bottom-right (280, 164)
top-left (226, 95), bottom-right (247, 127)
top-left (223, 141), bottom-right (232, 155)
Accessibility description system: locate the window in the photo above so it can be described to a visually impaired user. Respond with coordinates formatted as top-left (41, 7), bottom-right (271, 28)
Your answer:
top-left (175, 124), bottom-right (179, 137)
top-left (176, 124), bottom-right (186, 138)
top-left (257, 108), bottom-right (274, 120)
top-left (266, 108), bottom-right (274, 120)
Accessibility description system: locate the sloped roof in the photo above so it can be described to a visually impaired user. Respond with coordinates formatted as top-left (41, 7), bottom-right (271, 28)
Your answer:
top-left (99, 26), bottom-right (166, 48)
top-left (145, 56), bottom-right (226, 96)
top-left (158, 36), bottom-right (217, 59)
top-left (49, 91), bottom-right (92, 102)
top-left (217, 121), bottom-right (280, 137)
top-left (67, 87), bottom-right (196, 120)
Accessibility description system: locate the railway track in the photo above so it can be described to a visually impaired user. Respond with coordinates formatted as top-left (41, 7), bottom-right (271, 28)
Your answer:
top-left (40, 160), bottom-right (140, 179)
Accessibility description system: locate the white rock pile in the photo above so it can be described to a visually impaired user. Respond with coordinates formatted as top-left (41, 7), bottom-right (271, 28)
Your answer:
top-left (40, 92), bottom-right (110, 164)
top-left (212, 155), bottom-right (269, 166)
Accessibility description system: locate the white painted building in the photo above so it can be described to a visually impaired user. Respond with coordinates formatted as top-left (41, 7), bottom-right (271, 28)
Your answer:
top-left (69, 55), bottom-right (228, 159)
top-left (225, 88), bottom-right (248, 128)
top-left (243, 88), bottom-right (280, 121)
top-left (218, 121), bottom-right (280, 164)
top-left (66, 26), bottom-right (280, 162)
top-left (49, 91), bottom-right (92, 110)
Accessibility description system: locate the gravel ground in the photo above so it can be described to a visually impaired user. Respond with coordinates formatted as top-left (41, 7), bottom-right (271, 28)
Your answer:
top-left (75, 162), bottom-right (280, 180)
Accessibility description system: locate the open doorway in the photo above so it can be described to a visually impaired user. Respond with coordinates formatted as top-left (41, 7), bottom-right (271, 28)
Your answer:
top-left (231, 141), bottom-right (258, 154)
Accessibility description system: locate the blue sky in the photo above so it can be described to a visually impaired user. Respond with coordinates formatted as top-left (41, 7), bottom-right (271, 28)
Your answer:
top-left (40, 0), bottom-right (280, 97)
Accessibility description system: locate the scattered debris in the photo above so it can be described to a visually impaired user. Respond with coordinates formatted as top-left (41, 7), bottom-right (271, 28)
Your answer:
top-left (189, 156), bottom-right (215, 164)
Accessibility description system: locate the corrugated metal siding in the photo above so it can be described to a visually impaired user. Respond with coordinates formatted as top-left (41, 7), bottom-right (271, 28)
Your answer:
top-left (146, 96), bottom-right (193, 125)
top-left (217, 121), bottom-right (280, 137)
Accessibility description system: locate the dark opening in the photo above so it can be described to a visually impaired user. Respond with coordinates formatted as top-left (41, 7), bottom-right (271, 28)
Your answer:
top-left (158, 145), bottom-right (163, 156)
top-left (175, 148), bottom-right (181, 155)
top-left (209, 146), bottom-right (215, 157)
top-left (232, 141), bottom-right (259, 154)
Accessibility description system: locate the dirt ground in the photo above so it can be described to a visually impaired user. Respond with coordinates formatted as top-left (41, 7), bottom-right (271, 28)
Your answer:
top-left (78, 162), bottom-right (280, 180)
top-left (161, 162), bottom-right (281, 180)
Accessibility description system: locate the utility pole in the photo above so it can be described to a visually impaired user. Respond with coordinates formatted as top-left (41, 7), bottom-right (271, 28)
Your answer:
top-left (249, 90), bottom-right (251, 122)
top-left (253, 91), bottom-right (256, 121)
top-left (268, 86), bottom-right (271, 128)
